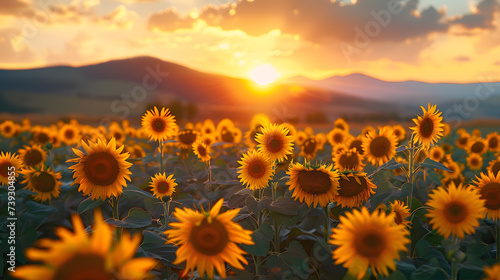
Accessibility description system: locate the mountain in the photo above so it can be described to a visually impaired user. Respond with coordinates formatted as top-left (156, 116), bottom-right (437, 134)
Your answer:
top-left (0, 57), bottom-right (409, 123)
top-left (285, 73), bottom-right (500, 106)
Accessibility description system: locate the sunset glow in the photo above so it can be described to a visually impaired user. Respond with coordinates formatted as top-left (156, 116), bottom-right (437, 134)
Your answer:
top-left (249, 64), bottom-right (281, 85)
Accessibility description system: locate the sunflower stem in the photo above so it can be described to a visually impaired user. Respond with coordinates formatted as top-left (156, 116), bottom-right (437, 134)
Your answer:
top-left (451, 261), bottom-right (458, 280)
top-left (111, 196), bottom-right (121, 241)
top-left (324, 204), bottom-right (330, 244)
top-left (159, 140), bottom-right (164, 173)
top-left (408, 134), bottom-right (416, 211)
top-left (496, 220), bottom-right (500, 261)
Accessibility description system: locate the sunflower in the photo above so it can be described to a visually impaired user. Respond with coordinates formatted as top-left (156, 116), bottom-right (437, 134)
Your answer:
top-left (127, 144), bottom-right (146, 159)
top-left (333, 148), bottom-right (365, 172)
top-left (256, 123), bottom-right (294, 162)
top-left (441, 174), bottom-right (465, 189)
top-left (219, 127), bottom-right (242, 144)
top-left (361, 126), bottom-right (376, 137)
top-left (150, 173), bottom-right (177, 199)
top-left (67, 138), bottom-right (132, 200)
top-left (429, 146), bottom-right (445, 162)
top-left (393, 156), bottom-right (408, 177)
top-left (467, 153), bottom-right (483, 170)
top-left (410, 103), bottom-right (444, 149)
top-left (442, 156), bottom-right (463, 179)
top-left (200, 134), bottom-right (216, 147)
top-left (483, 263), bottom-right (500, 280)
top-left (238, 150), bottom-right (274, 190)
top-left (392, 124), bottom-right (406, 143)
top-left (244, 127), bottom-right (263, 149)
top-left (108, 127), bottom-right (126, 145)
top-left (455, 132), bottom-right (470, 150)
top-left (315, 133), bottom-right (327, 150)
top-left (487, 158), bottom-right (500, 176)
top-left (18, 145), bottom-right (47, 168)
top-left (442, 122), bottom-right (451, 137)
top-left (472, 129), bottom-right (482, 138)
top-left (299, 138), bottom-right (318, 160)
top-left (333, 172), bottom-right (376, 208)
top-left (59, 124), bottom-right (80, 146)
top-left (334, 118), bottom-right (349, 133)
top-left (347, 136), bottom-right (365, 155)
top-left (192, 140), bottom-right (212, 162)
top-left (201, 119), bottom-right (216, 135)
top-left (249, 114), bottom-right (270, 131)
top-left (426, 182), bottom-right (485, 239)
top-left (141, 106), bottom-right (177, 142)
top-left (327, 128), bottom-right (350, 147)
top-left (19, 166), bottom-right (62, 202)
top-left (287, 162), bottom-right (339, 208)
top-left (295, 131), bottom-right (308, 146)
top-left (486, 132), bottom-right (500, 152)
top-left (14, 210), bottom-right (156, 280)
top-left (0, 120), bottom-right (19, 138)
top-left (472, 172), bottom-right (500, 221)
top-left (468, 138), bottom-right (488, 155)
top-left (330, 207), bottom-right (409, 280)
top-left (216, 118), bottom-right (235, 135)
top-left (31, 126), bottom-right (53, 145)
top-left (389, 200), bottom-right (411, 227)
top-left (281, 123), bottom-right (297, 139)
top-left (304, 126), bottom-right (314, 136)
top-left (332, 143), bottom-right (348, 156)
top-left (164, 199), bottom-right (254, 279)
top-left (0, 152), bottom-right (22, 185)
top-left (362, 127), bottom-right (398, 166)
top-left (178, 129), bottom-right (199, 149)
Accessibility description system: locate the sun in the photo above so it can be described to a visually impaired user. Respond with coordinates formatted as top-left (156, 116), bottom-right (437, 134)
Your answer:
top-left (249, 63), bottom-right (280, 85)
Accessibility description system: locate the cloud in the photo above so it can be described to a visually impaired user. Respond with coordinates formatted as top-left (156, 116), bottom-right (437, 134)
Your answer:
top-left (45, 32), bottom-right (103, 63)
top-left (0, 0), bottom-right (31, 16)
top-left (148, 0), bottom-right (452, 43)
top-left (0, 28), bottom-right (37, 63)
top-left (94, 5), bottom-right (137, 29)
top-left (454, 55), bottom-right (471, 62)
top-left (452, 0), bottom-right (500, 29)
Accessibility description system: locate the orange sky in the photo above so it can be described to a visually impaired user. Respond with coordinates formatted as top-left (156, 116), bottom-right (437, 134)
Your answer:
top-left (1, 0), bottom-right (499, 83)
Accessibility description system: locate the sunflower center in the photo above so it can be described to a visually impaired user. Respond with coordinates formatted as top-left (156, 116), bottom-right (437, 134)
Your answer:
top-left (394, 211), bottom-right (403, 225)
top-left (488, 137), bottom-right (498, 149)
top-left (157, 182), bottom-right (170, 194)
top-left (471, 158), bottom-right (479, 166)
top-left (339, 153), bottom-right (359, 170)
top-left (249, 162), bottom-right (265, 178)
top-left (419, 118), bottom-right (434, 138)
top-left (337, 176), bottom-right (367, 197)
top-left (64, 129), bottom-right (75, 140)
top-left (336, 124), bottom-right (345, 130)
top-left (0, 163), bottom-right (10, 177)
top-left (303, 140), bottom-right (316, 154)
top-left (480, 183), bottom-right (500, 210)
top-left (458, 137), bottom-right (468, 146)
top-left (4, 126), bottom-right (12, 133)
top-left (32, 172), bottom-right (56, 193)
top-left (84, 152), bottom-right (120, 186)
top-left (24, 149), bottom-right (43, 167)
top-left (179, 130), bottom-right (197, 145)
top-left (355, 231), bottom-right (386, 258)
top-left (432, 151), bottom-right (441, 159)
top-left (190, 219), bottom-right (229, 256)
top-left (36, 132), bottom-right (50, 144)
top-left (152, 118), bottom-right (166, 132)
top-left (53, 253), bottom-right (113, 280)
top-left (333, 133), bottom-right (343, 144)
top-left (298, 170), bottom-right (331, 195)
top-left (113, 132), bottom-right (122, 141)
top-left (349, 140), bottom-right (363, 154)
top-left (197, 145), bottom-right (207, 157)
top-left (471, 142), bottom-right (485, 153)
top-left (267, 137), bottom-right (283, 153)
top-left (444, 202), bottom-right (468, 223)
top-left (221, 129), bottom-right (234, 142)
top-left (491, 162), bottom-right (500, 175)
top-left (370, 136), bottom-right (391, 157)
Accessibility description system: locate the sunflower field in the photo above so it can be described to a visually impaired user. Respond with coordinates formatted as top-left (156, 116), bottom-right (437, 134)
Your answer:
top-left (1, 104), bottom-right (500, 280)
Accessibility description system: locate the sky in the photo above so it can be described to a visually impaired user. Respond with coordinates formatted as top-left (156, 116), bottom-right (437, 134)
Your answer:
top-left (0, 0), bottom-right (499, 83)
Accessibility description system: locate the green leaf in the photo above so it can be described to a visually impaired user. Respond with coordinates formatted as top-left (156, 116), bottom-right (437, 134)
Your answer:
top-left (106, 208), bottom-right (152, 228)
top-left (399, 183), bottom-right (412, 200)
top-left (369, 158), bottom-right (404, 178)
top-left (419, 158), bottom-right (452, 172)
top-left (267, 196), bottom-right (300, 215)
top-left (122, 185), bottom-right (155, 199)
top-left (77, 197), bottom-right (104, 214)
top-left (245, 196), bottom-right (271, 215)
top-left (387, 270), bottom-right (407, 280)
top-left (242, 223), bottom-right (272, 256)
